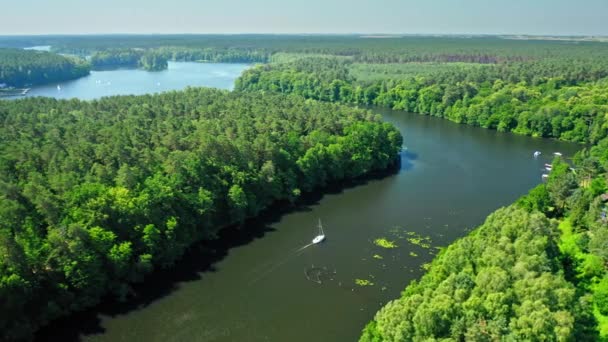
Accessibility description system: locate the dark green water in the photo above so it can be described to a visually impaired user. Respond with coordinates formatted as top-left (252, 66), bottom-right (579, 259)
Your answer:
top-left (28, 63), bottom-right (580, 341)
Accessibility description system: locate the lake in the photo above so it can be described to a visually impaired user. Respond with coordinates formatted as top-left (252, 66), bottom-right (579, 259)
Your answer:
top-left (8, 61), bottom-right (250, 100)
top-left (32, 63), bottom-right (580, 341)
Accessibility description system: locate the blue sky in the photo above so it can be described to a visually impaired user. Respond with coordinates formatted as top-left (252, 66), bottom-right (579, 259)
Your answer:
top-left (2, 0), bottom-right (607, 35)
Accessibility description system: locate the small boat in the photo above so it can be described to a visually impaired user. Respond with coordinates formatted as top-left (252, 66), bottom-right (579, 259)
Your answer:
top-left (545, 166), bottom-right (552, 171)
top-left (554, 152), bottom-right (562, 156)
top-left (542, 174), bottom-right (549, 179)
top-left (533, 151), bottom-right (541, 157)
top-left (56, 85), bottom-right (61, 91)
top-left (312, 219), bottom-right (326, 244)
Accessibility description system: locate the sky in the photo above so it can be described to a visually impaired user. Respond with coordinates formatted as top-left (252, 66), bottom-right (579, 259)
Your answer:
top-left (1, 0), bottom-right (607, 36)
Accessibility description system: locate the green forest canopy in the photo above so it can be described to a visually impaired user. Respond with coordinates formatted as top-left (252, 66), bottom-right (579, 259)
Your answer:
top-left (0, 48), bottom-right (90, 87)
top-left (0, 89), bottom-right (402, 340)
top-left (361, 138), bottom-right (608, 341)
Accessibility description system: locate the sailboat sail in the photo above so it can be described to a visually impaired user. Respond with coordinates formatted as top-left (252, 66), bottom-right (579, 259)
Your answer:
top-left (312, 219), bottom-right (326, 244)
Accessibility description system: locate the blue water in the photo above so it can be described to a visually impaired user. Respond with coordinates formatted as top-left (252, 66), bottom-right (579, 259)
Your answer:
top-left (12, 62), bottom-right (250, 100)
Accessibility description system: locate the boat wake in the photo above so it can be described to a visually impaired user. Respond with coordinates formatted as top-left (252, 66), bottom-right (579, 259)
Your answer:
top-left (246, 242), bottom-right (315, 286)
top-left (294, 242), bottom-right (314, 253)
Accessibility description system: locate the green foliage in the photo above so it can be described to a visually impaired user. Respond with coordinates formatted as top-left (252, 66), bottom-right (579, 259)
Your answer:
top-left (139, 52), bottom-right (168, 71)
top-left (362, 135), bottom-right (608, 341)
top-left (595, 277), bottom-right (608, 316)
top-left (0, 89), bottom-right (402, 340)
top-left (236, 41), bottom-right (608, 144)
top-left (89, 49), bottom-right (143, 69)
top-left (362, 207), bottom-right (591, 341)
top-left (90, 49), bottom-right (169, 71)
top-left (0, 48), bottom-right (90, 87)
top-left (517, 184), bottom-right (552, 214)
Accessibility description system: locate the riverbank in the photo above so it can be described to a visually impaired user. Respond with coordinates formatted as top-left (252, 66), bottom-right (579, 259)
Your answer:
top-left (33, 159), bottom-right (401, 341)
top-left (0, 87), bottom-right (29, 97)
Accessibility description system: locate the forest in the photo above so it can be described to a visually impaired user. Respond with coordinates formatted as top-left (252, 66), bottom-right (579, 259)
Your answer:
top-left (90, 49), bottom-right (169, 71)
top-left (0, 48), bottom-right (90, 87)
top-left (89, 47), bottom-right (265, 71)
top-left (0, 89), bottom-right (402, 340)
top-left (235, 48), bottom-right (608, 144)
top-left (361, 137), bottom-right (608, 341)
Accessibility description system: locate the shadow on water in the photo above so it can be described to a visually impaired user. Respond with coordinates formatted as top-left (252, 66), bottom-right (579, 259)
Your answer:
top-left (34, 158), bottom-right (402, 341)
top-left (401, 150), bottom-right (417, 171)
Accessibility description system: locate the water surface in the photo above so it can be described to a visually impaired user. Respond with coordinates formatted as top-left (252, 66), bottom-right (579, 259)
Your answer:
top-left (10, 61), bottom-right (249, 100)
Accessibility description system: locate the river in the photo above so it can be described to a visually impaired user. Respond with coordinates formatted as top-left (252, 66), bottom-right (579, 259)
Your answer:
top-left (31, 63), bottom-right (580, 341)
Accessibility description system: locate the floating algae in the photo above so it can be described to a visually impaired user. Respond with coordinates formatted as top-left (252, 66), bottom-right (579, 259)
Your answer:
top-left (355, 279), bottom-right (374, 286)
top-left (373, 238), bottom-right (398, 249)
top-left (404, 232), bottom-right (433, 249)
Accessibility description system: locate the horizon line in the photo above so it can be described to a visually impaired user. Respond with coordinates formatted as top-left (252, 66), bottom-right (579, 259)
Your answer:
top-left (1, 32), bottom-right (607, 38)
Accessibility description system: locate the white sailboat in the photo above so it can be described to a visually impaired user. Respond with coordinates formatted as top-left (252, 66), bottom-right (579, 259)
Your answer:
top-left (312, 219), bottom-right (326, 244)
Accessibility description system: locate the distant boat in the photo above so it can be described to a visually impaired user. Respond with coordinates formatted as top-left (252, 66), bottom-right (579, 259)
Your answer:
top-left (554, 152), bottom-right (562, 156)
top-left (56, 85), bottom-right (61, 91)
top-left (545, 166), bottom-right (552, 171)
top-left (542, 174), bottom-right (549, 179)
top-left (312, 219), bottom-right (326, 244)
top-left (533, 151), bottom-right (541, 157)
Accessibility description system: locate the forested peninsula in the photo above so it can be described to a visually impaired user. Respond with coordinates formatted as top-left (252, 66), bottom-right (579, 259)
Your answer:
top-left (0, 89), bottom-right (402, 340)
top-left (0, 48), bottom-right (90, 87)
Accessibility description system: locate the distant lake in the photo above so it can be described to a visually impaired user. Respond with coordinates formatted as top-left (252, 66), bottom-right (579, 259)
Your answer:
top-left (23, 45), bottom-right (52, 51)
top-left (9, 62), bottom-right (250, 100)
